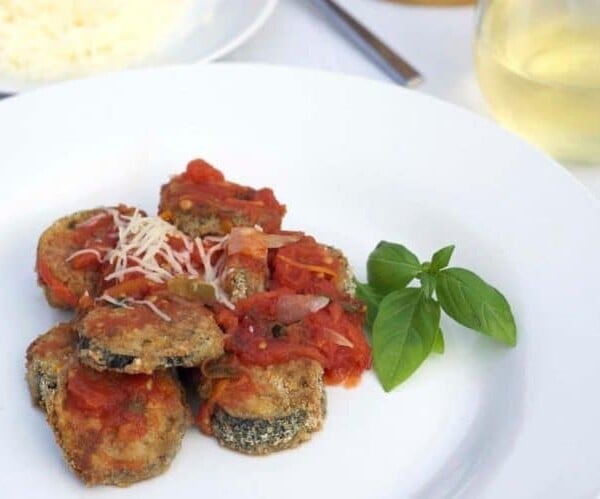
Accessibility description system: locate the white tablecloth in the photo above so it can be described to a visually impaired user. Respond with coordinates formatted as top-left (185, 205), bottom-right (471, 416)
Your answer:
top-left (224, 0), bottom-right (600, 197)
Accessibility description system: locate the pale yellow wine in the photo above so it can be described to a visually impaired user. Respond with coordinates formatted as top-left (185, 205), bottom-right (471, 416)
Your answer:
top-left (476, 8), bottom-right (600, 164)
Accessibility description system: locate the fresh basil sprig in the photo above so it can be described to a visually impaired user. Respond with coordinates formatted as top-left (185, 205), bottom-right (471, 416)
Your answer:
top-left (367, 242), bottom-right (420, 293)
top-left (372, 288), bottom-right (440, 391)
top-left (358, 241), bottom-right (517, 392)
top-left (355, 281), bottom-right (384, 330)
top-left (436, 268), bottom-right (516, 347)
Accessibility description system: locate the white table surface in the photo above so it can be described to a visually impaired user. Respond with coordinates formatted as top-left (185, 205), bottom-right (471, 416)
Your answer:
top-left (223, 0), bottom-right (600, 197)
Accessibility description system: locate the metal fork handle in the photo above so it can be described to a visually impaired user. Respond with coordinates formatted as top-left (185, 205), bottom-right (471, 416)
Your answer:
top-left (310, 0), bottom-right (423, 87)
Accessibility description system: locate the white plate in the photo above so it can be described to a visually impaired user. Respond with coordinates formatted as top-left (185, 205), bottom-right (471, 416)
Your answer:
top-left (0, 0), bottom-right (277, 93)
top-left (0, 64), bottom-right (599, 498)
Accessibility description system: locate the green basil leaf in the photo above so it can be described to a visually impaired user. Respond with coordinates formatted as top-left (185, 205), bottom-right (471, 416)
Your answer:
top-left (373, 288), bottom-right (440, 391)
top-left (354, 280), bottom-right (384, 331)
top-left (418, 272), bottom-right (436, 298)
top-left (367, 241), bottom-right (420, 293)
top-left (436, 268), bottom-right (517, 347)
top-left (430, 245), bottom-right (455, 272)
top-left (431, 328), bottom-right (445, 354)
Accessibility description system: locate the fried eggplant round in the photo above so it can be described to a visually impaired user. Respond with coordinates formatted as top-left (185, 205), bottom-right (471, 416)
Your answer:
top-left (26, 322), bottom-right (78, 410)
top-left (158, 159), bottom-right (286, 237)
top-left (46, 362), bottom-right (189, 487)
top-left (36, 209), bottom-right (106, 309)
top-left (78, 294), bottom-right (224, 374)
top-left (200, 359), bottom-right (325, 455)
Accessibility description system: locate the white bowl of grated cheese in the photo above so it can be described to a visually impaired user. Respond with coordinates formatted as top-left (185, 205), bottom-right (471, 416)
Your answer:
top-left (0, 0), bottom-right (277, 93)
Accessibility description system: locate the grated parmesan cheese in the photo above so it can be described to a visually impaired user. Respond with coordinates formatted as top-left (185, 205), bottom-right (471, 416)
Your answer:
top-left (83, 208), bottom-right (234, 313)
top-left (195, 236), bottom-right (234, 310)
top-left (0, 0), bottom-right (189, 82)
top-left (65, 247), bottom-right (102, 263)
top-left (104, 209), bottom-right (196, 284)
top-left (98, 293), bottom-right (132, 309)
top-left (131, 298), bottom-right (172, 322)
top-left (98, 294), bottom-right (171, 322)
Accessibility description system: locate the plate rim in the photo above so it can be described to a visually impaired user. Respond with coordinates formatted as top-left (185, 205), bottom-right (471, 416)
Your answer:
top-left (5, 59), bottom-right (598, 209)
top-left (1, 63), bottom-right (600, 498)
top-left (197, 0), bottom-right (279, 64)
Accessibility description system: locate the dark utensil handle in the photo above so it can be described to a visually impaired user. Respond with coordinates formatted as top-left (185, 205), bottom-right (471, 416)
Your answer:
top-left (310, 0), bottom-right (423, 87)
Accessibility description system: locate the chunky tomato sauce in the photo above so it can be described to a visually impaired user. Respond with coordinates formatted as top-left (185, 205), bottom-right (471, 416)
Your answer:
top-left (65, 363), bottom-right (153, 440)
top-left (159, 159), bottom-right (286, 234)
top-left (272, 236), bottom-right (348, 299)
top-left (37, 205), bottom-right (137, 306)
top-left (37, 259), bottom-right (79, 307)
top-left (215, 289), bottom-right (370, 386)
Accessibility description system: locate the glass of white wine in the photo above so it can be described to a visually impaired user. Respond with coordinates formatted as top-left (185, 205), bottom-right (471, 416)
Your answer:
top-left (475, 0), bottom-right (600, 164)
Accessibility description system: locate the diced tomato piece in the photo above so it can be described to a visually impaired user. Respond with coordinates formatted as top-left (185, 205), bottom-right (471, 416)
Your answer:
top-left (185, 159), bottom-right (225, 183)
top-left (37, 259), bottom-right (78, 307)
top-left (69, 252), bottom-right (100, 270)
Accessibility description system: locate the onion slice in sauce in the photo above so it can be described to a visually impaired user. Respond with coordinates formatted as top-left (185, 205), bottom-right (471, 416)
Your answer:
top-left (227, 227), bottom-right (303, 257)
top-left (275, 294), bottom-right (330, 324)
top-left (262, 232), bottom-right (304, 248)
top-left (322, 327), bottom-right (355, 349)
top-left (227, 227), bottom-right (267, 258)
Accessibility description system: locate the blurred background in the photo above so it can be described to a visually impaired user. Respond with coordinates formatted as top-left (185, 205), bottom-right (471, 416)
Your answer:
top-left (0, 0), bottom-right (598, 185)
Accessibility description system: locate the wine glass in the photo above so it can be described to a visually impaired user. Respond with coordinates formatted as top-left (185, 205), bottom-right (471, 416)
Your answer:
top-left (475, 0), bottom-right (600, 164)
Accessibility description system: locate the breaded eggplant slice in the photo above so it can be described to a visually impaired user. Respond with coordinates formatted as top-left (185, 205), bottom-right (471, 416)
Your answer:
top-left (273, 236), bottom-right (356, 297)
top-left (159, 159), bottom-right (286, 237)
top-left (26, 322), bottom-right (78, 410)
top-left (221, 227), bottom-right (271, 302)
top-left (78, 294), bottom-right (224, 374)
top-left (46, 362), bottom-right (189, 487)
top-left (36, 206), bottom-right (138, 309)
top-left (221, 253), bottom-right (267, 302)
top-left (36, 209), bottom-right (106, 309)
top-left (201, 359), bottom-right (325, 455)
top-left (220, 227), bottom-right (304, 302)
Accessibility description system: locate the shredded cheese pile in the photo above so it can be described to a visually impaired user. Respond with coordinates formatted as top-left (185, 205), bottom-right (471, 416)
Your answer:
top-left (104, 209), bottom-right (200, 284)
top-left (0, 0), bottom-right (189, 82)
top-left (194, 235), bottom-right (232, 309)
top-left (108, 209), bottom-right (232, 307)
top-left (69, 208), bottom-right (234, 316)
